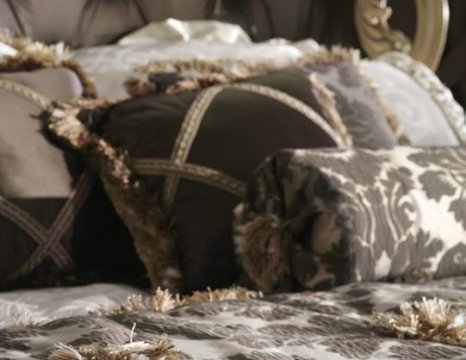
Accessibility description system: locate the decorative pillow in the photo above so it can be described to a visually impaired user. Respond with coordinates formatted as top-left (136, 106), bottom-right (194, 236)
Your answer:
top-left (365, 52), bottom-right (465, 146)
top-left (128, 47), bottom-right (400, 149)
top-left (0, 39), bottom-right (146, 289)
top-left (0, 31), bottom-right (97, 98)
top-left (235, 147), bottom-right (466, 293)
top-left (72, 40), bottom-right (305, 100)
top-left (304, 49), bottom-right (400, 148)
top-left (86, 66), bottom-right (348, 293)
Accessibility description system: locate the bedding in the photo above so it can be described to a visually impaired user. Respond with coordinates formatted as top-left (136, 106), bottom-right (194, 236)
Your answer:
top-left (2, 278), bottom-right (466, 359)
top-left (235, 147), bottom-right (466, 292)
top-left (0, 39), bottom-right (147, 290)
top-left (117, 18), bottom-right (252, 46)
top-left (365, 52), bottom-right (465, 146)
top-left (126, 47), bottom-right (399, 148)
top-left (303, 51), bottom-right (398, 149)
top-left (72, 40), bottom-right (306, 99)
top-left (48, 65), bottom-right (348, 294)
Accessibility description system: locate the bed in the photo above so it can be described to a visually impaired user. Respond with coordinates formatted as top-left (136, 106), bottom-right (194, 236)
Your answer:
top-left (1, 1), bottom-right (466, 359)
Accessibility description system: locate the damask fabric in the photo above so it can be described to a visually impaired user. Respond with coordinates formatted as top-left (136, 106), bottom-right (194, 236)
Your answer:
top-left (2, 278), bottom-right (466, 359)
top-left (308, 61), bottom-right (398, 149)
top-left (96, 67), bottom-right (344, 293)
top-left (0, 68), bottom-right (146, 290)
top-left (235, 147), bottom-right (466, 292)
top-left (365, 58), bottom-right (461, 147)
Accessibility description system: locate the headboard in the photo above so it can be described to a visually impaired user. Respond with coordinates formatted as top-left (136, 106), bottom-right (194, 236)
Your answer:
top-left (0, 0), bottom-right (450, 71)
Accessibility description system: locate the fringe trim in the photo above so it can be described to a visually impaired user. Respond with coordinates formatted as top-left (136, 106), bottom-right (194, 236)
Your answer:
top-left (49, 339), bottom-right (178, 360)
top-left (309, 73), bottom-right (352, 147)
top-left (46, 99), bottom-right (182, 293)
top-left (131, 46), bottom-right (360, 80)
top-left (126, 45), bottom-right (400, 144)
top-left (235, 212), bottom-right (293, 293)
top-left (359, 60), bottom-right (405, 143)
top-left (0, 31), bottom-right (97, 98)
top-left (96, 286), bottom-right (263, 316)
top-left (302, 46), bottom-right (402, 139)
top-left (374, 297), bottom-right (466, 347)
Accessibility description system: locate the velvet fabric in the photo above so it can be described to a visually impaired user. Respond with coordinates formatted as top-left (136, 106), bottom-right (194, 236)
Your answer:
top-left (97, 67), bottom-right (342, 292)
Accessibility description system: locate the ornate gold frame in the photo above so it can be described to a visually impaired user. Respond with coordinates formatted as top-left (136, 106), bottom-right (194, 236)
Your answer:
top-left (355, 0), bottom-right (449, 71)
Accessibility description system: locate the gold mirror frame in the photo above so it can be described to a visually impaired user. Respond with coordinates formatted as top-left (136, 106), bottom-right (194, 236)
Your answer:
top-left (355, 0), bottom-right (449, 71)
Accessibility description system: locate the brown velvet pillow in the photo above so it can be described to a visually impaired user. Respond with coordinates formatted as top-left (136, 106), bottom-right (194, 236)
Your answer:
top-left (91, 66), bottom-right (346, 293)
top-left (0, 67), bottom-right (146, 289)
top-left (127, 47), bottom-right (400, 149)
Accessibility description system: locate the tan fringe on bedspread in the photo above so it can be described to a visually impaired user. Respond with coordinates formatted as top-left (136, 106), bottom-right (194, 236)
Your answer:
top-left (47, 287), bottom-right (261, 359)
top-left (49, 339), bottom-right (179, 360)
top-left (375, 297), bottom-right (466, 347)
top-left (97, 286), bottom-right (263, 316)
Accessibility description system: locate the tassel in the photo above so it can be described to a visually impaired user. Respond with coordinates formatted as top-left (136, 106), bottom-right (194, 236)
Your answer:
top-left (374, 297), bottom-right (466, 347)
top-left (48, 339), bottom-right (178, 360)
top-left (236, 212), bottom-right (293, 293)
top-left (0, 32), bottom-right (97, 98)
top-left (96, 286), bottom-right (262, 316)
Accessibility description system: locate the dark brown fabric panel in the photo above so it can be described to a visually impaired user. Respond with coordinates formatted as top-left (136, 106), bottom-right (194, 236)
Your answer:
top-left (101, 69), bottom-right (339, 293)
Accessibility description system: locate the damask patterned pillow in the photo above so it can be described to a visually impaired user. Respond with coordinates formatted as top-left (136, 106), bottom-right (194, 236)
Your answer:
top-left (305, 51), bottom-right (400, 148)
top-left (0, 68), bottom-right (146, 290)
top-left (89, 66), bottom-right (347, 293)
top-left (235, 147), bottom-right (466, 293)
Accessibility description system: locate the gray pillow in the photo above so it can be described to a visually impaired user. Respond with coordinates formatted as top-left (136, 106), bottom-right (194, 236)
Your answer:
top-left (307, 60), bottom-right (399, 149)
top-left (0, 68), bottom-right (145, 289)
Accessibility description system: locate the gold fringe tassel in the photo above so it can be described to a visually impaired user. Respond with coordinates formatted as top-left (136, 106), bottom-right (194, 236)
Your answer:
top-left (49, 339), bottom-right (179, 360)
top-left (97, 286), bottom-right (263, 316)
top-left (374, 297), bottom-right (466, 347)
top-left (0, 31), bottom-right (97, 98)
top-left (46, 99), bottom-right (182, 293)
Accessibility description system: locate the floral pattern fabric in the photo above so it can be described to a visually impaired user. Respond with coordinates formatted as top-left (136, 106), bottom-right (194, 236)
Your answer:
top-left (235, 147), bottom-right (466, 291)
top-left (2, 278), bottom-right (466, 359)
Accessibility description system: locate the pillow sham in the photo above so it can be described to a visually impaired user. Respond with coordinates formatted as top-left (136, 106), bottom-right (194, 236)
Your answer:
top-left (235, 147), bottom-right (466, 293)
top-left (365, 52), bottom-right (465, 147)
top-left (72, 40), bottom-right (305, 100)
top-left (0, 38), bottom-right (146, 289)
top-left (129, 47), bottom-right (400, 149)
top-left (87, 66), bottom-right (347, 293)
top-left (303, 49), bottom-right (399, 149)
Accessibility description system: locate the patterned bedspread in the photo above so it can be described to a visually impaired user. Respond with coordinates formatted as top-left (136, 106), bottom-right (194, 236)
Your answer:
top-left (2, 278), bottom-right (466, 360)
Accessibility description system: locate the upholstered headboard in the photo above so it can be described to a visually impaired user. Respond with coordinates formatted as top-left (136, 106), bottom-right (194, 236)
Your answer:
top-left (0, 0), bottom-right (450, 71)
top-left (0, 0), bottom-right (214, 47)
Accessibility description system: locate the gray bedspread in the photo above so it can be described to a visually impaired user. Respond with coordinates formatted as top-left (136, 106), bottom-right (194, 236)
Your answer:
top-left (2, 278), bottom-right (466, 359)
